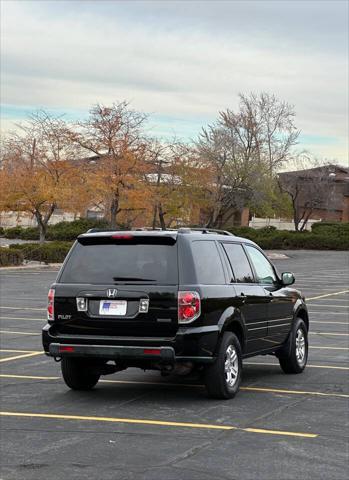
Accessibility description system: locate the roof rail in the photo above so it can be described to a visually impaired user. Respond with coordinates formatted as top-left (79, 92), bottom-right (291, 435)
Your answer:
top-left (86, 228), bottom-right (113, 233)
top-left (178, 227), bottom-right (234, 236)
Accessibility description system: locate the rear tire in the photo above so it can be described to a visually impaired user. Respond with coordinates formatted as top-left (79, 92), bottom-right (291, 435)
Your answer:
top-left (204, 332), bottom-right (242, 399)
top-left (278, 318), bottom-right (308, 374)
top-left (61, 358), bottom-right (100, 390)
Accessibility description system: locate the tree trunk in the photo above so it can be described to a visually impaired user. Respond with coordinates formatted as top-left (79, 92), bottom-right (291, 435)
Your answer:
top-left (34, 204), bottom-right (55, 244)
top-left (38, 222), bottom-right (47, 244)
top-left (158, 203), bottom-right (166, 230)
top-left (292, 201), bottom-right (300, 232)
top-left (152, 204), bottom-right (158, 229)
top-left (110, 195), bottom-right (119, 229)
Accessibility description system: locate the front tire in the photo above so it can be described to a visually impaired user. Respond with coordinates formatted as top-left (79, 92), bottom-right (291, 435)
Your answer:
top-left (204, 332), bottom-right (242, 399)
top-left (61, 358), bottom-right (100, 390)
top-left (278, 318), bottom-right (308, 374)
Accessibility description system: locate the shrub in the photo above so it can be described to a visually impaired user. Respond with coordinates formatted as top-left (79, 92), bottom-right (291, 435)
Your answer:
top-left (4, 226), bottom-right (25, 239)
top-left (0, 248), bottom-right (24, 266)
top-left (46, 218), bottom-right (111, 241)
top-left (311, 221), bottom-right (349, 237)
top-left (4, 218), bottom-right (111, 241)
top-left (228, 228), bottom-right (349, 250)
top-left (9, 241), bottom-right (73, 263)
top-left (19, 227), bottom-right (40, 240)
top-left (0, 227), bottom-right (4, 236)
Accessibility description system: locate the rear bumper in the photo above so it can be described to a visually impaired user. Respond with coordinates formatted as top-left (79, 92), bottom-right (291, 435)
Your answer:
top-left (48, 343), bottom-right (214, 363)
top-left (43, 324), bottom-right (218, 364)
top-left (49, 343), bottom-right (176, 361)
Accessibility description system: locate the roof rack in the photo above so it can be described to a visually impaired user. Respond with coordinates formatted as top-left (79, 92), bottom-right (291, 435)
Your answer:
top-left (86, 228), bottom-right (113, 233)
top-left (86, 227), bottom-right (234, 236)
top-left (178, 227), bottom-right (234, 236)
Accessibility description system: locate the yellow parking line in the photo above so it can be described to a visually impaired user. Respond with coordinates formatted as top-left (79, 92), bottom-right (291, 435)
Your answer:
top-left (310, 346), bottom-right (349, 350)
top-left (310, 332), bottom-right (349, 336)
top-left (245, 362), bottom-right (349, 370)
top-left (311, 321), bottom-right (348, 325)
top-left (0, 306), bottom-right (46, 311)
top-left (0, 352), bottom-right (43, 363)
top-left (0, 330), bottom-right (40, 336)
top-left (240, 386), bottom-right (349, 399)
top-left (0, 411), bottom-right (317, 438)
top-left (0, 374), bottom-right (59, 380)
top-left (307, 303), bottom-right (349, 309)
top-left (307, 290), bottom-right (349, 301)
top-left (0, 349), bottom-right (40, 353)
top-left (0, 317), bottom-right (44, 322)
top-left (242, 427), bottom-right (316, 438)
top-left (1, 374), bottom-right (347, 399)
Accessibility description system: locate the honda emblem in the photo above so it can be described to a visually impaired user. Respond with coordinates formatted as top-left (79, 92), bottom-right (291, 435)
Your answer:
top-left (107, 289), bottom-right (117, 298)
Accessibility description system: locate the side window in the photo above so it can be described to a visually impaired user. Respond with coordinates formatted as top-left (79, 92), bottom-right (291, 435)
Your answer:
top-left (191, 240), bottom-right (225, 285)
top-left (222, 243), bottom-right (254, 283)
top-left (245, 245), bottom-right (277, 285)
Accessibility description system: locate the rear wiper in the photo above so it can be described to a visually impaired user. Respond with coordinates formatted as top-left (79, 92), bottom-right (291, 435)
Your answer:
top-left (113, 277), bottom-right (155, 282)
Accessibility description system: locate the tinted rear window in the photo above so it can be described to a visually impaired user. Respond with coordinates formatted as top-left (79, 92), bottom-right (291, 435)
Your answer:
top-left (191, 240), bottom-right (225, 285)
top-left (59, 241), bottom-right (178, 285)
top-left (222, 243), bottom-right (254, 283)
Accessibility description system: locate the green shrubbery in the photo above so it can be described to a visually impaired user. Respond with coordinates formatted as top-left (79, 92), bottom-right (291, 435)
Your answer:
top-left (0, 248), bottom-right (24, 266)
top-left (3, 218), bottom-right (111, 241)
top-left (1, 219), bottom-right (348, 255)
top-left (9, 241), bottom-right (73, 263)
top-left (311, 221), bottom-right (349, 237)
top-left (229, 226), bottom-right (349, 250)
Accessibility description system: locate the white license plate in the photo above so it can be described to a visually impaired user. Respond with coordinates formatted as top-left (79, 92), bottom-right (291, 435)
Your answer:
top-left (99, 300), bottom-right (127, 316)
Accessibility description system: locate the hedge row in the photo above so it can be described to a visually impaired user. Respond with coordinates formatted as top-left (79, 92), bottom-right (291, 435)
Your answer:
top-left (228, 226), bottom-right (349, 250)
top-left (9, 241), bottom-right (73, 263)
top-left (3, 218), bottom-right (110, 241)
top-left (311, 221), bottom-right (349, 237)
top-left (1, 220), bottom-right (349, 253)
top-left (0, 248), bottom-right (24, 267)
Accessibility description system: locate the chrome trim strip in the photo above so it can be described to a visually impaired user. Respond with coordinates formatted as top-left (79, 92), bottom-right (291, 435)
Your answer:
top-left (248, 326), bottom-right (268, 331)
top-left (268, 323), bottom-right (291, 329)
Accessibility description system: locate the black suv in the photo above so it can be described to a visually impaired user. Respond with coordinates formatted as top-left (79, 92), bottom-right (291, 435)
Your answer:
top-left (42, 228), bottom-right (309, 399)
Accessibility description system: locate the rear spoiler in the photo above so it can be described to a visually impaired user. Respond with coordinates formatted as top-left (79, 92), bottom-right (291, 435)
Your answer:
top-left (78, 231), bottom-right (177, 245)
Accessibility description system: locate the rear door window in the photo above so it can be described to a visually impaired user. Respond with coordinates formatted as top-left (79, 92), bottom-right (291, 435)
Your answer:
top-left (222, 243), bottom-right (254, 283)
top-left (191, 240), bottom-right (225, 285)
top-left (59, 240), bottom-right (178, 285)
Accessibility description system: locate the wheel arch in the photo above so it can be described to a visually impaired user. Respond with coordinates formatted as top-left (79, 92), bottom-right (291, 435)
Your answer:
top-left (296, 307), bottom-right (309, 331)
top-left (218, 308), bottom-right (246, 353)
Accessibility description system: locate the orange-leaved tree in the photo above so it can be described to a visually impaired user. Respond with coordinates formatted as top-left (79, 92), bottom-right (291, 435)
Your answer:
top-left (0, 111), bottom-right (84, 242)
top-left (71, 103), bottom-right (151, 229)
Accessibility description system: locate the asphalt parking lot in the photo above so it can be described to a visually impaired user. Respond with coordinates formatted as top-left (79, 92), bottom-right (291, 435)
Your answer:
top-left (0, 250), bottom-right (348, 480)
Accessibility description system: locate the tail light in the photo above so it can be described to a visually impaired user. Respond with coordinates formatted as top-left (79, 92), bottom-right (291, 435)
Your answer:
top-left (178, 291), bottom-right (201, 324)
top-left (47, 288), bottom-right (55, 321)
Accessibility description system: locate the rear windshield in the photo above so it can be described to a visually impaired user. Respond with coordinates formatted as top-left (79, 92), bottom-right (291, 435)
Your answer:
top-left (59, 240), bottom-right (178, 285)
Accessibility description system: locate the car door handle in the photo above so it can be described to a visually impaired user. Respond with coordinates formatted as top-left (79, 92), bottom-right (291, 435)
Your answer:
top-left (237, 293), bottom-right (246, 304)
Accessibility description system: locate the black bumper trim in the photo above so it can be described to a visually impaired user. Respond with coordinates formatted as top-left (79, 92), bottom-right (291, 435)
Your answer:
top-left (48, 343), bottom-right (214, 363)
top-left (49, 343), bottom-right (175, 361)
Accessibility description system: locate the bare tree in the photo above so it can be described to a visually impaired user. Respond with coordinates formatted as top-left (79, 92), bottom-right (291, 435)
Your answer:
top-left (196, 92), bottom-right (299, 227)
top-left (278, 154), bottom-right (333, 231)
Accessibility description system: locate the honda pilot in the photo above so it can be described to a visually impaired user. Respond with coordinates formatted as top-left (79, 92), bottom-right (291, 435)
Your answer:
top-left (42, 228), bottom-right (309, 399)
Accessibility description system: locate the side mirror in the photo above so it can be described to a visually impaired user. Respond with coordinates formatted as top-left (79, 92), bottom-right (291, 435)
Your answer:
top-left (281, 272), bottom-right (295, 286)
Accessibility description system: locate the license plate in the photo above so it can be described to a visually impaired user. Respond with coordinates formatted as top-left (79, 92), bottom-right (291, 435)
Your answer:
top-left (99, 300), bottom-right (127, 316)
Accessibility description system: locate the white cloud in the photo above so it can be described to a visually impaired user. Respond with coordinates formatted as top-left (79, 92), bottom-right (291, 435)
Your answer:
top-left (1, 0), bottom-right (348, 163)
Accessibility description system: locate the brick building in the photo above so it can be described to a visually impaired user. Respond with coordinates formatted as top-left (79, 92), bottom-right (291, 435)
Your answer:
top-left (279, 164), bottom-right (349, 223)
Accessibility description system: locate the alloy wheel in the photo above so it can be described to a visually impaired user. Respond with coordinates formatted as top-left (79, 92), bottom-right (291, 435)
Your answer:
top-left (224, 344), bottom-right (239, 387)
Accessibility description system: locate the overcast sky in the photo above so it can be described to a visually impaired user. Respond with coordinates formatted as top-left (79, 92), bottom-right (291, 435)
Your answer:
top-left (1, 0), bottom-right (348, 164)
